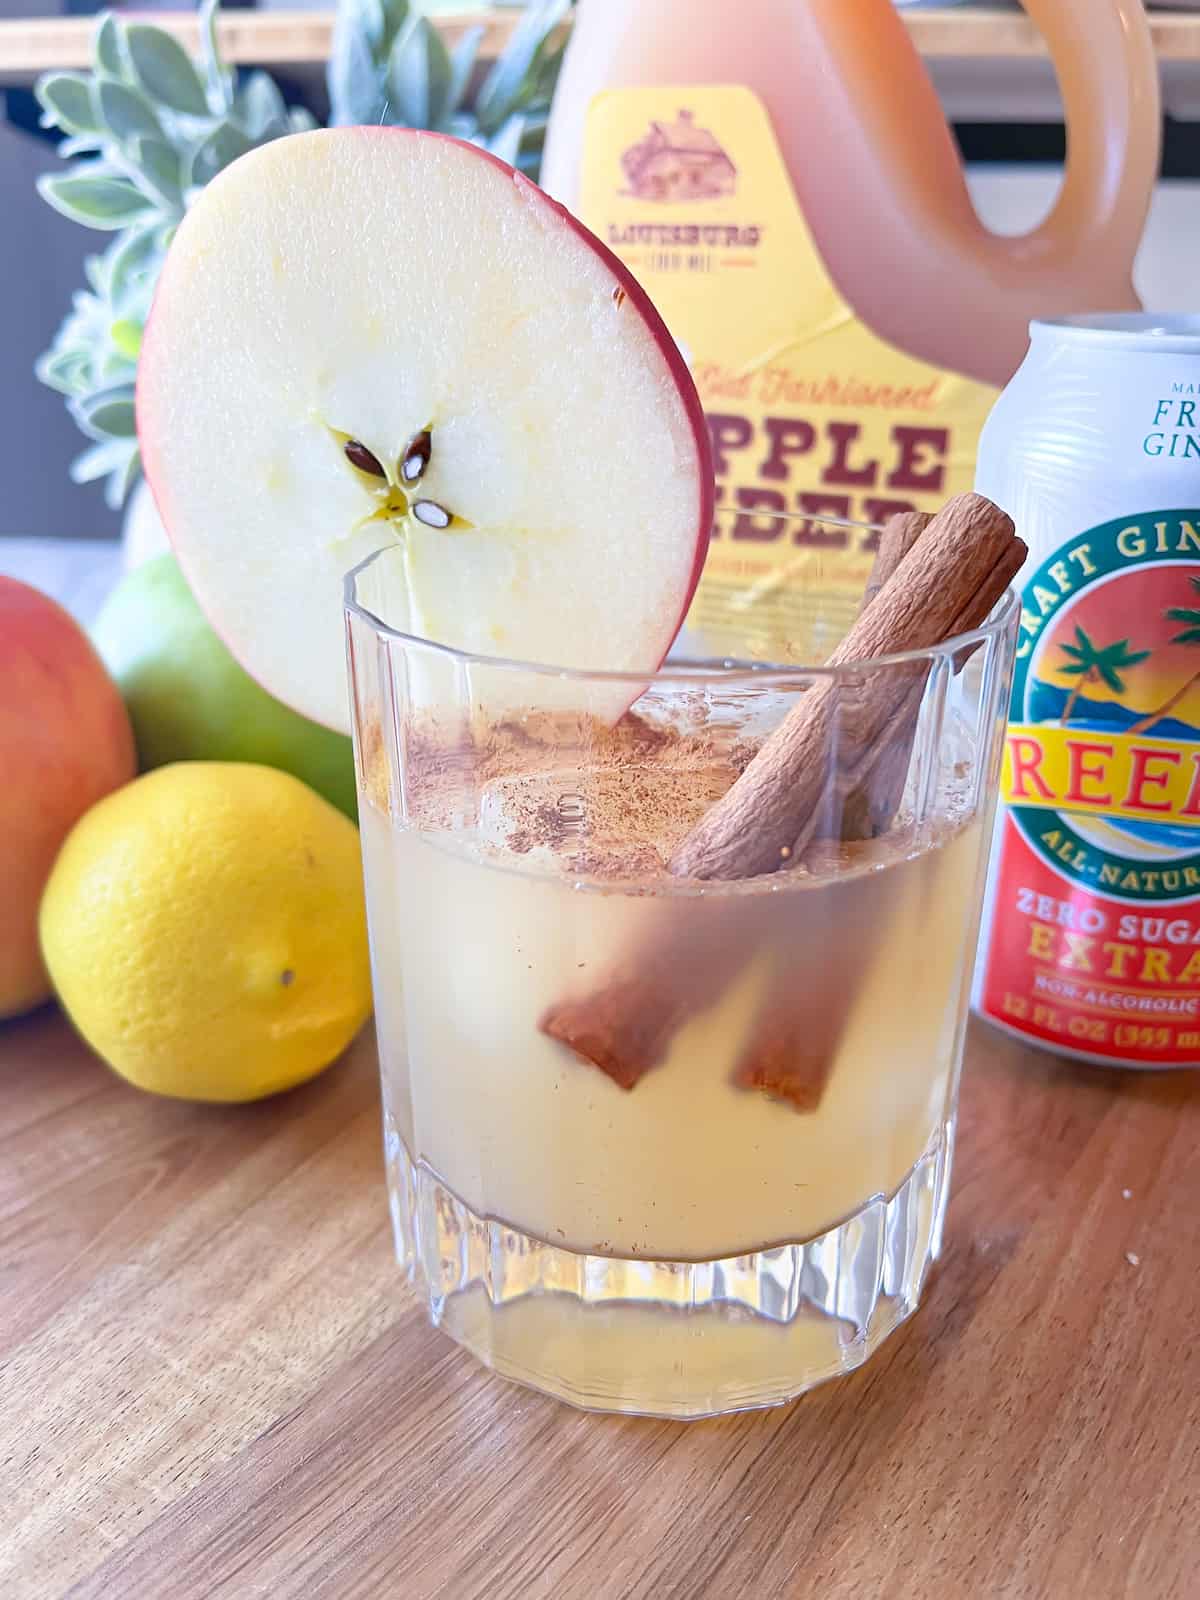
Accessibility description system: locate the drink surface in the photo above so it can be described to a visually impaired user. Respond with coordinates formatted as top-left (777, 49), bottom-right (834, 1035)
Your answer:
top-left (975, 317), bottom-right (1200, 1068)
top-left (362, 714), bottom-right (983, 1261)
top-left (543, 0), bottom-right (1158, 663)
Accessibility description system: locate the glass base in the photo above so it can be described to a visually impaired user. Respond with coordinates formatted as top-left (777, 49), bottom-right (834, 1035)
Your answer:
top-left (385, 1118), bottom-right (954, 1420)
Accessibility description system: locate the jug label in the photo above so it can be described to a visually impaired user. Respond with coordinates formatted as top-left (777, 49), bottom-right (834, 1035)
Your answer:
top-left (981, 510), bottom-right (1200, 1064)
top-left (578, 84), bottom-right (997, 660)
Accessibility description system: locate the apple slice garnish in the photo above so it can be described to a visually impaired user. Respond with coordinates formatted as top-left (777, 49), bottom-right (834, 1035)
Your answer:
top-left (137, 129), bottom-right (712, 732)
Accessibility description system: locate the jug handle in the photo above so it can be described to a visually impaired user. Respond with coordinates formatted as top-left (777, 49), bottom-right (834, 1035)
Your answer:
top-left (792, 0), bottom-right (1160, 382)
top-left (1015, 0), bottom-right (1160, 267)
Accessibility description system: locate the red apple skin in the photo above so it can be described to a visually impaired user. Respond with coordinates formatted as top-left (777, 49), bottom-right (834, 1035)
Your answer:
top-left (0, 578), bottom-right (136, 1018)
top-left (137, 128), bottom-right (713, 719)
top-left (496, 150), bottom-right (715, 643)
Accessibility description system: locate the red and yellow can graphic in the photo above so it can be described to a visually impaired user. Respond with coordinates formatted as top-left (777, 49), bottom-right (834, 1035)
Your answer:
top-left (977, 510), bottom-right (1200, 1065)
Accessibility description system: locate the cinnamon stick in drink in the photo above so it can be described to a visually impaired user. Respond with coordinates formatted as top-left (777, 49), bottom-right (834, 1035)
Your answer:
top-left (539, 894), bottom-right (763, 1090)
top-left (732, 848), bottom-right (908, 1111)
top-left (670, 496), bottom-right (1024, 880)
top-left (542, 494), bottom-right (1025, 1101)
top-left (860, 509), bottom-right (932, 616)
top-left (736, 511), bottom-right (935, 1108)
top-left (840, 510), bottom-right (932, 842)
top-left (734, 506), bottom-right (1020, 1107)
top-left (734, 504), bottom-right (1020, 1106)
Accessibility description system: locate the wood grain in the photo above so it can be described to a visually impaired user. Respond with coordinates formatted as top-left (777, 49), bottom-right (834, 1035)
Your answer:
top-left (4, 7), bottom-right (1200, 83)
top-left (1, 1008), bottom-right (1197, 1597)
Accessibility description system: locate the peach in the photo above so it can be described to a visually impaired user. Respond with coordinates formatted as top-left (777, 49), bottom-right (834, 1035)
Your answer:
top-left (0, 577), bottom-right (135, 1017)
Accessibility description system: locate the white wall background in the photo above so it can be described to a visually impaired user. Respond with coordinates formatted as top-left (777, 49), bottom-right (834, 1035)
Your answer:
top-left (970, 167), bottom-right (1200, 310)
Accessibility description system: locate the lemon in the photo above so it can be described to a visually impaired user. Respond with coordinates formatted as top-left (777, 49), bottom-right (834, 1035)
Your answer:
top-left (40, 763), bottom-right (372, 1102)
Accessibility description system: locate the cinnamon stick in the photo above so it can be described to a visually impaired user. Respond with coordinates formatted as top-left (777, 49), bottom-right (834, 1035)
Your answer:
top-left (742, 512), bottom-right (937, 1108)
top-left (841, 510), bottom-right (933, 842)
top-left (669, 495), bottom-right (1024, 881)
top-left (541, 493), bottom-right (1025, 1104)
top-left (860, 509), bottom-right (933, 616)
top-left (730, 957), bottom-right (846, 1109)
top-left (540, 896), bottom-right (762, 1090)
top-left (732, 842), bottom-right (898, 1111)
top-left (734, 504), bottom-right (1021, 1108)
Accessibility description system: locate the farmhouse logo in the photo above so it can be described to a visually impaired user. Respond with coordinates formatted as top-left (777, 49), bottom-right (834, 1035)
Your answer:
top-left (621, 109), bottom-right (738, 203)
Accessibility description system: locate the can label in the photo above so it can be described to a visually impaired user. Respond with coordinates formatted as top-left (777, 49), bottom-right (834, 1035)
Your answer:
top-left (980, 509), bottom-right (1200, 1063)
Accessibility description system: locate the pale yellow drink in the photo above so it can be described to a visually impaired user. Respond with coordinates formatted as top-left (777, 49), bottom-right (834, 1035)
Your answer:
top-left (361, 754), bottom-right (982, 1265)
top-left (345, 511), bottom-right (1018, 1416)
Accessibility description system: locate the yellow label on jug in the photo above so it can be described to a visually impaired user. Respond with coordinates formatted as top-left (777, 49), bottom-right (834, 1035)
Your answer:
top-left (579, 85), bottom-right (998, 660)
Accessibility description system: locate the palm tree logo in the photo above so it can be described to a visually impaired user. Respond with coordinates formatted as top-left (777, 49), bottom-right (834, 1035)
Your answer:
top-left (1056, 626), bottom-right (1150, 725)
top-left (1128, 575), bottom-right (1200, 736)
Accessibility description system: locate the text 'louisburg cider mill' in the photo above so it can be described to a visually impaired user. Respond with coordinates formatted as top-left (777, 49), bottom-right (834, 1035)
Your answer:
top-left (976, 317), bottom-right (1200, 1070)
top-left (541, 0), bottom-right (1159, 662)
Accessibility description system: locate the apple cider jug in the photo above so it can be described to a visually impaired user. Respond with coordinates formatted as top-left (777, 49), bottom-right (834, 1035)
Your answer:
top-left (542, 0), bottom-right (1160, 661)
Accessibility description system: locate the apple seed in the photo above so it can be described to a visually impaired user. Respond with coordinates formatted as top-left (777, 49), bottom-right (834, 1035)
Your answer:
top-left (400, 430), bottom-right (432, 484)
top-left (412, 500), bottom-right (452, 529)
top-left (344, 439), bottom-right (386, 477)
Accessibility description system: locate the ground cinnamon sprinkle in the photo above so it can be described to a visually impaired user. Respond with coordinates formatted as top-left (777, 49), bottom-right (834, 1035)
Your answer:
top-left (381, 704), bottom-right (752, 878)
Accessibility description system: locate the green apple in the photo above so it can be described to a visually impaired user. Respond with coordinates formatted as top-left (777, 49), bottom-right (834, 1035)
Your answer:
top-left (92, 554), bottom-right (357, 819)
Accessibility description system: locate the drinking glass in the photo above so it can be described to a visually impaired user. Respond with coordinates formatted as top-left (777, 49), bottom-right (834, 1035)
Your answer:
top-left (344, 511), bottom-right (1018, 1418)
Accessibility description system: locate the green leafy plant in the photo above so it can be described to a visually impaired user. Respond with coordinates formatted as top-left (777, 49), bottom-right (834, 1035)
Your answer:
top-left (35, 0), bottom-right (571, 509)
top-left (328, 0), bottom-right (569, 173)
top-left (34, 1), bottom-right (316, 508)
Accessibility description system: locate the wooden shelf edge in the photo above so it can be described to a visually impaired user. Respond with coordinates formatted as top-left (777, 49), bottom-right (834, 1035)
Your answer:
top-left (2, 8), bottom-right (1200, 84)
top-left (909, 7), bottom-right (1200, 61)
top-left (0, 9), bottom-right (504, 83)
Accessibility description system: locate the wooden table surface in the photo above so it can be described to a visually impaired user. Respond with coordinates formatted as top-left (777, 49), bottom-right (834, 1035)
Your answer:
top-left (2, 1008), bottom-right (1197, 1599)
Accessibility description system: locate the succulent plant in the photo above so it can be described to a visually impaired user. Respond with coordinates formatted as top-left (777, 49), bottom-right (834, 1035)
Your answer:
top-left (34, 0), bottom-right (575, 513)
top-left (34, 1), bottom-right (317, 508)
top-left (35, 225), bottom-right (160, 509)
top-left (328, 0), bottom-right (570, 176)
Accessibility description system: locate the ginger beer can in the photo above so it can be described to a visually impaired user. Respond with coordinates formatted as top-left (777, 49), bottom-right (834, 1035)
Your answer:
top-left (975, 314), bottom-right (1200, 1067)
